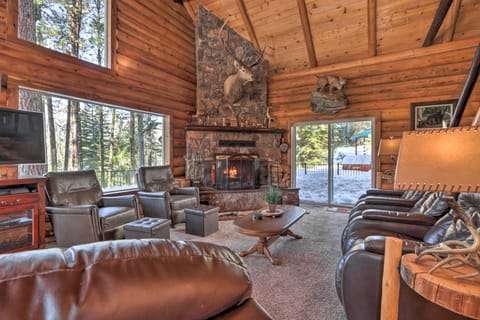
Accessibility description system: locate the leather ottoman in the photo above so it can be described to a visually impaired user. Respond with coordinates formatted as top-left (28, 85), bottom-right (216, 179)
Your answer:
top-left (185, 205), bottom-right (219, 237)
top-left (124, 217), bottom-right (170, 239)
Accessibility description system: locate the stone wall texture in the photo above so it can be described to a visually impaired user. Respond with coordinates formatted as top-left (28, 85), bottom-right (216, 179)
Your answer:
top-left (194, 6), bottom-right (268, 128)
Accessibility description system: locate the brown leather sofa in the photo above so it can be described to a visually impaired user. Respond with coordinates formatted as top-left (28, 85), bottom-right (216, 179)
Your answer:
top-left (0, 239), bottom-right (272, 320)
top-left (44, 170), bottom-right (140, 247)
top-left (137, 165), bottom-right (200, 227)
top-left (336, 193), bottom-right (480, 320)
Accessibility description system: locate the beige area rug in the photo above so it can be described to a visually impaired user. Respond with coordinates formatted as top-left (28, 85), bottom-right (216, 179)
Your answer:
top-left (170, 204), bottom-right (348, 320)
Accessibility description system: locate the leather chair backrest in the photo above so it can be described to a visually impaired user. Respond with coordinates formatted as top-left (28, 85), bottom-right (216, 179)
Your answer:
top-left (412, 192), bottom-right (450, 217)
top-left (137, 165), bottom-right (176, 193)
top-left (442, 193), bottom-right (480, 242)
top-left (404, 190), bottom-right (425, 201)
top-left (423, 193), bottom-right (480, 244)
top-left (44, 170), bottom-right (103, 206)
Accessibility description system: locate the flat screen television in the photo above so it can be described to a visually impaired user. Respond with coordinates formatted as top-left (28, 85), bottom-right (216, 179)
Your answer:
top-left (0, 108), bottom-right (46, 164)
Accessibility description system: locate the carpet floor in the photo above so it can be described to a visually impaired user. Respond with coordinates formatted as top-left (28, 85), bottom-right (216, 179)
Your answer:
top-left (170, 204), bottom-right (348, 320)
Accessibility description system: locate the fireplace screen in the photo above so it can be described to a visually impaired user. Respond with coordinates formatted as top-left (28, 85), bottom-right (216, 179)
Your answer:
top-left (215, 154), bottom-right (259, 190)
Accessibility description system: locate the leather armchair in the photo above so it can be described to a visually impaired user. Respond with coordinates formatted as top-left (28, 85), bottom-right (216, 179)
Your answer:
top-left (336, 193), bottom-right (480, 320)
top-left (0, 239), bottom-right (272, 319)
top-left (137, 165), bottom-right (199, 227)
top-left (44, 170), bottom-right (139, 247)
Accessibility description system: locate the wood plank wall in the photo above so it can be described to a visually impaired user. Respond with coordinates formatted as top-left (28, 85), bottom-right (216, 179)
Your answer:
top-left (0, 0), bottom-right (195, 177)
top-left (269, 39), bottom-right (480, 183)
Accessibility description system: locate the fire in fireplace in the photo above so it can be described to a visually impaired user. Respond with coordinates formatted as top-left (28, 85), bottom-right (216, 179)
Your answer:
top-left (215, 154), bottom-right (259, 190)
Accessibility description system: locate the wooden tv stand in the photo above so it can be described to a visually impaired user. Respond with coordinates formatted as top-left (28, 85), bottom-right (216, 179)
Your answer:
top-left (0, 176), bottom-right (46, 253)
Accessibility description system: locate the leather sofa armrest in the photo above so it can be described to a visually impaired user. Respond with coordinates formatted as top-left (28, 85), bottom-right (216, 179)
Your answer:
top-left (362, 197), bottom-right (416, 207)
top-left (349, 204), bottom-right (412, 221)
top-left (363, 235), bottom-right (418, 255)
top-left (102, 194), bottom-right (137, 207)
top-left (137, 191), bottom-right (171, 221)
top-left (176, 187), bottom-right (198, 195)
top-left (46, 205), bottom-right (101, 246)
top-left (365, 189), bottom-right (405, 197)
top-left (341, 219), bottom-right (430, 249)
top-left (362, 210), bottom-right (437, 226)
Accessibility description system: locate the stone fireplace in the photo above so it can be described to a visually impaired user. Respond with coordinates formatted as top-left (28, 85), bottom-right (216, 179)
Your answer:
top-left (183, 8), bottom-right (298, 211)
top-left (185, 126), bottom-right (285, 190)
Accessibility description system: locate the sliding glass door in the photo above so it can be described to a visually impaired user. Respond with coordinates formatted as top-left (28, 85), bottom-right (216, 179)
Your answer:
top-left (293, 119), bottom-right (373, 206)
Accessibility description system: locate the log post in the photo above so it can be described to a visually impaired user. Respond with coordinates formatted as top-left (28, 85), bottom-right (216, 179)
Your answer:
top-left (381, 237), bottom-right (403, 320)
top-left (451, 43), bottom-right (480, 127)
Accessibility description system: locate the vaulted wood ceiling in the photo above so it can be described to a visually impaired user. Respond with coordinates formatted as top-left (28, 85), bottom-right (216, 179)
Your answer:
top-left (180, 0), bottom-right (479, 76)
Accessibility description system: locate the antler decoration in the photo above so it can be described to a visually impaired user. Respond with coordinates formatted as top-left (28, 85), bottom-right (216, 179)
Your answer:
top-left (415, 196), bottom-right (480, 279)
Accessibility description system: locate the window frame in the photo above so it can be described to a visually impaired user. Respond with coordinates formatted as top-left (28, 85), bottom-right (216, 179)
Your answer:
top-left (8, 0), bottom-right (116, 71)
top-left (19, 86), bottom-right (168, 192)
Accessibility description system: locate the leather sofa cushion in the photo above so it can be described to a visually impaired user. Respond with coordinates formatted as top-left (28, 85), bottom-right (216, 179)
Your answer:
top-left (0, 240), bottom-right (256, 320)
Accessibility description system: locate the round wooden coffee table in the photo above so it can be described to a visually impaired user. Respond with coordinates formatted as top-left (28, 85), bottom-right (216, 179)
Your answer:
top-left (233, 205), bottom-right (305, 265)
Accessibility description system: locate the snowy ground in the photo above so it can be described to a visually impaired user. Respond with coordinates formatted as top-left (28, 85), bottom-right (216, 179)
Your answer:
top-left (296, 168), bottom-right (372, 206)
top-left (295, 146), bottom-right (373, 206)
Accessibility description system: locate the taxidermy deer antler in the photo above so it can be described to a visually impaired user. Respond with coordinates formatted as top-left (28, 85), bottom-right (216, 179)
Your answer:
top-left (415, 197), bottom-right (480, 279)
top-left (217, 20), bottom-right (265, 105)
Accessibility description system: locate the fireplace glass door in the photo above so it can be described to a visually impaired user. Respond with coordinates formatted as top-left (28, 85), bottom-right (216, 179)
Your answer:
top-left (215, 155), bottom-right (259, 190)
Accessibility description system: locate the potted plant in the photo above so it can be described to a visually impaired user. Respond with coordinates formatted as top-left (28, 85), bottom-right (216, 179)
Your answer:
top-left (263, 186), bottom-right (282, 213)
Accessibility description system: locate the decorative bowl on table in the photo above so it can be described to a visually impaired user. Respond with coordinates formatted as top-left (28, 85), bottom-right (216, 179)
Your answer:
top-left (260, 208), bottom-right (284, 217)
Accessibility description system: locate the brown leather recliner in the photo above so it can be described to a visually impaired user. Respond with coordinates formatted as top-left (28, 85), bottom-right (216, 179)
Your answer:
top-left (342, 191), bottom-right (451, 253)
top-left (0, 239), bottom-right (272, 319)
top-left (44, 170), bottom-right (140, 247)
top-left (137, 165), bottom-right (199, 227)
top-left (336, 193), bottom-right (480, 320)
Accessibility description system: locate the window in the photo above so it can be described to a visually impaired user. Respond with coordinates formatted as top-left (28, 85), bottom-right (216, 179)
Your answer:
top-left (17, 0), bottom-right (110, 67)
top-left (20, 88), bottom-right (166, 191)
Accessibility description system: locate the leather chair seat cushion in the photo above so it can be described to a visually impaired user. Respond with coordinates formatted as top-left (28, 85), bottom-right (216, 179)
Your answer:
top-left (170, 194), bottom-right (198, 211)
top-left (99, 207), bottom-right (138, 230)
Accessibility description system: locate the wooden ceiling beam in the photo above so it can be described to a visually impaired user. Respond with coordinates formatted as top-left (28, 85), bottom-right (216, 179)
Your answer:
top-left (423, 0), bottom-right (454, 47)
top-left (367, 0), bottom-right (377, 57)
top-left (450, 43), bottom-right (480, 126)
top-left (296, 0), bottom-right (317, 68)
top-left (445, 0), bottom-right (462, 42)
top-left (183, 1), bottom-right (197, 26)
top-left (235, 0), bottom-right (260, 51)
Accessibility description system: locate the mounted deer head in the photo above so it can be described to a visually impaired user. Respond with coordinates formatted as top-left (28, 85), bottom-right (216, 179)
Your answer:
top-left (218, 21), bottom-right (265, 105)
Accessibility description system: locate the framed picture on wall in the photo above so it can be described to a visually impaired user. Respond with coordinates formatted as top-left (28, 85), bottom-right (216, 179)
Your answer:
top-left (410, 100), bottom-right (458, 130)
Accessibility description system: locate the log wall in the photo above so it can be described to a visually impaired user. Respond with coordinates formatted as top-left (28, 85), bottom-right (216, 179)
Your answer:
top-left (0, 0), bottom-right (195, 177)
top-left (269, 39), bottom-right (480, 186)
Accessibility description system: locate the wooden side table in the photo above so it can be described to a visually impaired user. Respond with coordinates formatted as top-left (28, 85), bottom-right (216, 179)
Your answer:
top-left (401, 253), bottom-right (480, 319)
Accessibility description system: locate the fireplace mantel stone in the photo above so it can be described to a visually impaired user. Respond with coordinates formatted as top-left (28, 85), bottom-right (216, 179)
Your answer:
top-left (185, 126), bottom-right (285, 134)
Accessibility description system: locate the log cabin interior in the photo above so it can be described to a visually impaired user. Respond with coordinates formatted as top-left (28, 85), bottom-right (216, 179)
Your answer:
top-left (0, 0), bottom-right (480, 319)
